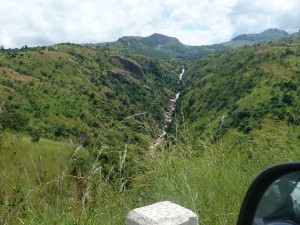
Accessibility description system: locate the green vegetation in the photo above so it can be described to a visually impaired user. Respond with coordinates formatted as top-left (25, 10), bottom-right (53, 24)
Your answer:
top-left (0, 44), bottom-right (180, 146)
top-left (92, 33), bottom-right (229, 61)
top-left (91, 29), bottom-right (293, 61)
top-left (1, 123), bottom-right (299, 224)
top-left (176, 41), bottom-right (300, 142)
top-left (0, 44), bottom-right (182, 224)
top-left (1, 31), bottom-right (300, 224)
top-left (231, 28), bottom-right (288, 42)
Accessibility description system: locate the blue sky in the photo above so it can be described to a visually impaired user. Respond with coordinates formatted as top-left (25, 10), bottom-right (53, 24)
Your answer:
top-left (0, 0), bottom-right (299, 48)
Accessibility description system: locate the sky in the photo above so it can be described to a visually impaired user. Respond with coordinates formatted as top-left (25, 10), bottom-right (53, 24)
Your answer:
top-left (0, 0), bottom-right (299, 48)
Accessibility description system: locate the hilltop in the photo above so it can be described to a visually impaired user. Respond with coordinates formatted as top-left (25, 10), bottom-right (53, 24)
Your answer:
top-left (89, 28), bottom-right (292, 60)
top-left (231, 28), bottom-right (288, 42)
top-left (89, 33), bottom-right (213, 60)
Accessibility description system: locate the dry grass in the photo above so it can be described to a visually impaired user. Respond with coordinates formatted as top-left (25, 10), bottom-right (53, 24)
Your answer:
top-left (0, 67), bottom-right (37, 82)
top-left (43, 50), bottom-right (69, 61)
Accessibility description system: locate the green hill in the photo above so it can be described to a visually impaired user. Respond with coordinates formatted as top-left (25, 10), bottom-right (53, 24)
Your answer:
top-left (90, 33), bottom-right (214, 60)
top-left (1, 31), bottom-right (300, 225)
top-left (0, 44), bottom-right (181, 150)
top-left (89, 29), bottom-right (291, 61)
top-left (212, 28), bottom-right (290, 51)
top-left (231, 28), bottom-right (288, 42)
top-left (139, 33), bottom-right (181, 47)
top-left (174, 41), bottom-right (300, 145)
top-left (279, 30), bottom-right (300, 43)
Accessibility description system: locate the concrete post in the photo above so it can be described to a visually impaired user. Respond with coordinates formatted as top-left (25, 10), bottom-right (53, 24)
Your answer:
top-left (126, 201), bottom-right (198, 225)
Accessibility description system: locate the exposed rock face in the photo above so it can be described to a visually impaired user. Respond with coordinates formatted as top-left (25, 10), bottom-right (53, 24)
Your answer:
top-left (109, 69), bottom-right (140, 85)
top-left (114, 55), bottom-right (145, 79)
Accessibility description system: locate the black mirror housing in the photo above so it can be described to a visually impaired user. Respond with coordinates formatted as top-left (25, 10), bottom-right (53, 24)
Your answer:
top-left (237, 162), bottom-right (300, 225)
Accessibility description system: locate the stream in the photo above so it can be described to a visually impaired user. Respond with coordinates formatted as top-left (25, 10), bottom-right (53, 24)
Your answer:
top-left (150, 67), bottom-right (185, 151)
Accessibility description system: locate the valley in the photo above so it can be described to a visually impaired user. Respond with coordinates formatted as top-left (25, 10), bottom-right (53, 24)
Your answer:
top-left (0, 29), bottom-right (300, 224)
top-left (151, 67), bottom-right (184, 150)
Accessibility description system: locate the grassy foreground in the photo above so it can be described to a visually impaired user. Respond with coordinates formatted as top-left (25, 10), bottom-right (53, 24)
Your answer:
top-left (0, 124), bottom-right (299, 225)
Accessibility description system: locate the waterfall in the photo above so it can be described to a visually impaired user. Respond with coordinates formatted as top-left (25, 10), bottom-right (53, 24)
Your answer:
top-left (150, 67), bottom-right (185, 151)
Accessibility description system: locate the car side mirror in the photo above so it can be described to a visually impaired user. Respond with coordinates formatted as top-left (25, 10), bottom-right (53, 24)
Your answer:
top-left (237, 163), bottom-right (300, 225)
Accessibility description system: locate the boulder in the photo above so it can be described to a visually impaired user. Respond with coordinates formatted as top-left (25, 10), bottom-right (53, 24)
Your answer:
top-left (114, 55), bottom-right (145, 79)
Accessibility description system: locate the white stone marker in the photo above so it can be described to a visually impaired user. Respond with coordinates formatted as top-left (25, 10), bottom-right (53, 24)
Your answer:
top-left (126, 201), bottom-right (198, 225)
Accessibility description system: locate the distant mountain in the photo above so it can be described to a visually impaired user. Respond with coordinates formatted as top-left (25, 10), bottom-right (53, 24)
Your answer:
top-left (279, 30), bottom-right (300, 43)
top-left (88, 29), bottom-right (291, 60)
top-left (139, 33), bottom-right (181, 47)
top-left (89, 33), bottom-right (214, 60)
top-left (202, 28), bottom-right (292, 54)
top-left (231, 28), bottom-right (288, 42)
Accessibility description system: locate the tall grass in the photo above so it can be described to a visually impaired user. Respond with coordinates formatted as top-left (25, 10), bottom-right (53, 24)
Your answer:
top-left (0, 122), bottom-right (299, 224)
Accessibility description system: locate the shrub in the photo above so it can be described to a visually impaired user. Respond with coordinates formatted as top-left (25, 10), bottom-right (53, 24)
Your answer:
top-left (282, 93), bottom-right (294, 106)
top-left (0, 110), bottom-right (29, 131)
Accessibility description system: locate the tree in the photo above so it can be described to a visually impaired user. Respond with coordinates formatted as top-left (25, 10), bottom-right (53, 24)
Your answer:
top-left (30, 129), bottom-right (41, 143)
top-left (282, 93), bottom-right (294, 106)
top-left (0, 110), bottom-right (29, 131)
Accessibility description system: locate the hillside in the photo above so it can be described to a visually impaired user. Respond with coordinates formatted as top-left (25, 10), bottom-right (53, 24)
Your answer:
top-left (0, 44), bottom-right (182, 155)
top-left (231, 28), bottom-right (288, 42)
top-left (1, 32), bottom-right (300, 225)
top-left (174, 41), bottom-right (300, 146)
top-left (279, 30), bottom-right (300, 43)
top-left (0, 43), bottom-right (188, 224)
top-left (89, 33), bottom-right (216, 60)
top-left (89, 29), bottom-right (291, 61)
top-left (212, 28), bottom-right (290, 50)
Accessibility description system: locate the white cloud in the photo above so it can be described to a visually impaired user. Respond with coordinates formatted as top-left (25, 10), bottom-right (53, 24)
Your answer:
top-left (229, 0), bottom-right (300, 35)
top-left (0, 0), bottom-right (299, 48)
